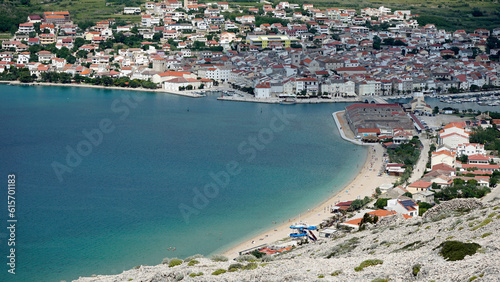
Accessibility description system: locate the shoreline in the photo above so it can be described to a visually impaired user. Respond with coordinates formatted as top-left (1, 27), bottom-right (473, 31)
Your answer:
top-left (217, 95), bottom-right (360, 104)
top-left (221, 117), bottom-right (395, 259)
top-left (1, 80), bottom-right (205, 98)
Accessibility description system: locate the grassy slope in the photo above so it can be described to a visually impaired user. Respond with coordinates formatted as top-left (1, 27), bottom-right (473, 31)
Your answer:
top-left (275, 0), bottom-right (500, 31)
top-left (31, 0), bottom-right (140, 23)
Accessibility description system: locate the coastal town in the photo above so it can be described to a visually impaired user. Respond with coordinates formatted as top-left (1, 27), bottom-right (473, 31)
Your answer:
top-left (0, 2), bottom-right (499, 101)
top-left (2, 1), bottom-right (500, 281)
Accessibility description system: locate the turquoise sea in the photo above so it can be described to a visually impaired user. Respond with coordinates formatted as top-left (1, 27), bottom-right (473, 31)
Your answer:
top-left (0, 84), bottom-right (367, 282)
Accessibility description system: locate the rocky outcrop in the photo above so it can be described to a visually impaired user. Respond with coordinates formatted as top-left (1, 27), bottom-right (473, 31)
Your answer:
top-left (423, 198), bottom-right (484, 220)
top-left (75, 198), bottom-right (500, 282)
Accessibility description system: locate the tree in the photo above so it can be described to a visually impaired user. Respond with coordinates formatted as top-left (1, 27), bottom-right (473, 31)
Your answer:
top-left (470, 84), bottom-right (480, 92)
top-left (67, 55), bottom-right (76, 64)
top-left (373, 35), bottom-right (381, 50)
top-left (73, 38), bottom-right (85, 51)
top-left (374, 198), bottom-right (389, 209)
top-left (418, 202), bottom-right (433, 216)
top-left (56, 47), bottom-right (70, 59)
top-left (102, 76), bottom-right (113, 86)
top-left (129, 80), bottom-right (139, 88)
top-left (403, 192), bottom-right (413, 198)
top-left (19, 71), bottom-right (34, 83)
top-left (76, 50), bottom-right (89, 58)
top-left (433, 106), bottom-right (439, 115)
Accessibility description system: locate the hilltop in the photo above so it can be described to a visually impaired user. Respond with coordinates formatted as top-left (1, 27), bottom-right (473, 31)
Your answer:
top-left (75, 197), bottom-right (500, 281)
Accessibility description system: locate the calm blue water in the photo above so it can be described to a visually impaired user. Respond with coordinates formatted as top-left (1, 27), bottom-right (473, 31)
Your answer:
top-left (0, 84), bottom-right (367, 281)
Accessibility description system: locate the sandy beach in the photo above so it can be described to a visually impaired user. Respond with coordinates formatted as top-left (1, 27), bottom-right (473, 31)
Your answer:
top-left (222, 116), bottom-right (396, 259)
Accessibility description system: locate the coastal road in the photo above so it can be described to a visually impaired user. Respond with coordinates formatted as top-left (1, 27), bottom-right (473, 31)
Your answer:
top-left (407, 136), bottom-right (431, 185)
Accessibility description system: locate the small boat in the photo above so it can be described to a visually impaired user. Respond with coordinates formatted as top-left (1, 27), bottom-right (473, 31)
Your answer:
top-left (280, 97), bottom-right (296, 105)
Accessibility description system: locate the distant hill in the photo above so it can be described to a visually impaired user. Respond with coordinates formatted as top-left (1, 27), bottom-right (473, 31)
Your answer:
top-left (1, 0), bottom-right (499, 33)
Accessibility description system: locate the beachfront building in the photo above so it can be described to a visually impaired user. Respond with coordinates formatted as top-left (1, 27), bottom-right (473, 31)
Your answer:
top-left (255, 82), bottom-right (271, 98)
top-left (386, 199), bottom-right (419, 217)
top-left (344, 103), bottom-right (414, 138)
top-left (152, 71), bottom-right (197, 84)
top-left (406, 180), bottom-right (432, 194)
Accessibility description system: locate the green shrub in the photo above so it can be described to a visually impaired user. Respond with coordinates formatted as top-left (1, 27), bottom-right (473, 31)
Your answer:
top-left (188, 260), bottom-right (199, 266)
top-left (189, 272), bottom-right (203, 277)
top-left (251, 250), bottom-right (266, 258)
top-left (481, 232), bottom-right (492, 238)
top-left (471, 218), bottom-right (492, 231)
top-left (436, 241), bottom-right (481, 261)
top-left (327, 237), bottom-right (359, 258)
top-left (331, 270), bottom-right (342, 276)
top-left (242, 262), bottom-right (258, 270)
top-left (235, 254), bottom-right (257, 262)
top-left (168, 258), bottom-right (183, 268)
top-left (354, 259), bottom-right (383, 271)
top-left (412, 264), bottom-right (421, 276)
top-left (371, 278), bottom-right (389, 282)
top-left (210, 255), bottom-right (228, 262)
top-left (228, 263), bottom-right (243, 272)
top-left (184, 254), bottom-right (203, 262)
top-left (318, 274), bottom-right (325, 278)
top-left (469, 276), bottom-right (478, 281)
top-left (212, 269), bottom-right (226, 275)
top-left (260, 255), bottom-right (274, 262)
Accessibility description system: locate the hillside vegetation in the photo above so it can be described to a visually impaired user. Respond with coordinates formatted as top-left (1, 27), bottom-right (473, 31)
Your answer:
top-left (75, 197), bottom-right (500, 281)
top-left (0, 0), bottom-right (499, 33)
top-left (0, 0), bottom-right (140, 33)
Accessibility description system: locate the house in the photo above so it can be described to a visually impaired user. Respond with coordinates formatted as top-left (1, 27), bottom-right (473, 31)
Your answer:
top-left (385, 163), bottom-right (405, 176)
top-left (431, 151), bottom-right (456, 168)
top-left (467, 154), bottom-right (492, 165)
top-left (438, 124), bottom-right (469, 149)
top-left (406, 180), bottom-right (432, 194)
top-left (456, 143), bottom-right (486, 156)
top-left (331, 201), bottom-right (352, 212)
top-left (39, 34), bottom-right (56, 46)
top-left (386, 199), bottom-right (419, 217)
top-left (412, 190), bottom-right (435, 204)
top-left (255, 82), bottom-right (271, 99)
top-left (37, 51), bottom-right (53, 63)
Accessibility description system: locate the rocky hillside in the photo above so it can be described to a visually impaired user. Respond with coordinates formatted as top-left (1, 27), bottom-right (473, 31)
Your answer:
top-left (75, 198), bottom-right (500, 282)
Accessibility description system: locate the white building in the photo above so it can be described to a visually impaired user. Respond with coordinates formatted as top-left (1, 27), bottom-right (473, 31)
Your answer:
top-left (255, 82), bottom-right (271, 98)
top-left (386, 199), bottom-right (419, 217)
top-left (456, 143), bottom-right (486, 156)
top-left (124, 7), bottom-right (141, 14)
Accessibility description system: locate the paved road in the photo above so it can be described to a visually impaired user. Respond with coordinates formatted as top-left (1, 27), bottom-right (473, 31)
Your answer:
top-left (407, 136), bottom-right (432, 185)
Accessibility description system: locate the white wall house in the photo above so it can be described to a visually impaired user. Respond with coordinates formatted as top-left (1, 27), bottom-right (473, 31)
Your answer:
top-left (255, 82), bottom-right (271, 98)
top-left (456, 143), bottom-right (486, 156)
top-left (386, 199), bottom-right (419, 217)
